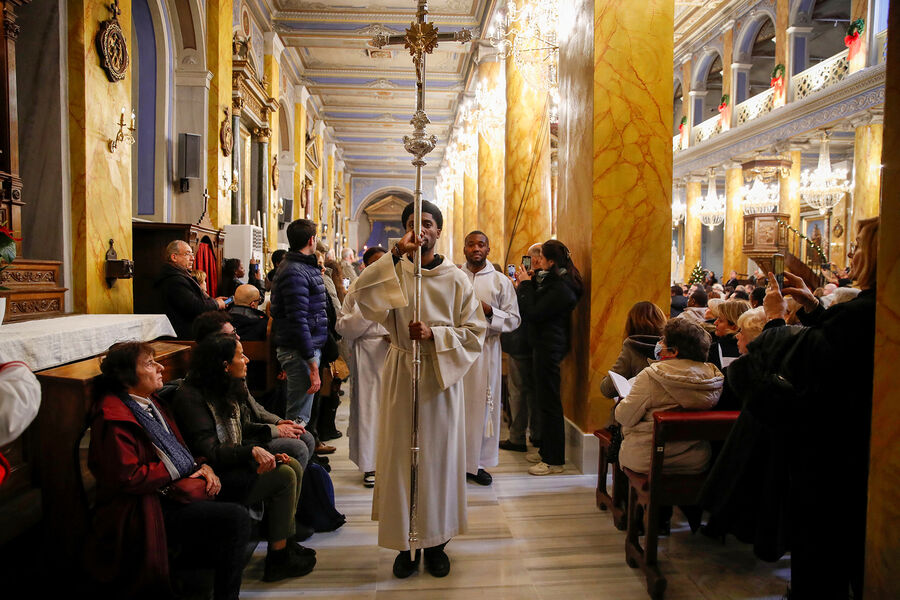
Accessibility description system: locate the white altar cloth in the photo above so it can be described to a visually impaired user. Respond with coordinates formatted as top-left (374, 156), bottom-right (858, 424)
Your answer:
top-left (0, 314), bottom-right (176, 371)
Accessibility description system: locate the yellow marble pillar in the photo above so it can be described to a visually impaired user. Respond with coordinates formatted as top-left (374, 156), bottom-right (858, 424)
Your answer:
top-left (263, 50), bottom-right (280, 250)
top-left (684, 179), bottom-right (703, 272)
top-left (313, 132), bottom-right (324, 228)
top-left (463, 172), bottom-right (478, 239)
top-left (724, 165), bottom-right (744, 275)
top-left (556, 0), bottom-right (673, 432)
top-left (849, 0), bottom-right (868, 73)
top-left (505, 2), bottom-right (552, 265)
top-left (326, 151), bottom-right (335, 247)
top-left (681, 59), bottom-right (692, 147)
top-left (722, 28), bottom-right (733, 130)
top-left (452, 185), bottom-right (464, 264)
top-left (780, 149), bottom-right (802, 229)
top-left (774, 0), bottom-right (789, 107)
top-left (478, 131), bottom-right (505, 256)
top-left (866, 8), bottom-right (900, 596)
top-left (853, 121), bottom-right (884, 228)
top-left (293, 95), bottom-right (308, 220)
top-left (206, 0), bottom-right (233, 229)
top-left (67, 0), bottom-right (134, 313)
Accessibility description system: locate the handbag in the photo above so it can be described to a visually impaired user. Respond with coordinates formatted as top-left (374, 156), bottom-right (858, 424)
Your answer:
top-left (160, 476), bottom-right (211, 504)
top-left (330, 356), bottom-right (350, 381)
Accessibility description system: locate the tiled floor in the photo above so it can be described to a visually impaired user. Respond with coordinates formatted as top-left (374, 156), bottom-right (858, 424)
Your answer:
top-left (239, 404), bottom-right (790, 599)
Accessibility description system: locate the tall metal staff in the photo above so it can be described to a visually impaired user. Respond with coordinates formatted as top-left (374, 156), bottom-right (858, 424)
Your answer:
top-left (371, 0), bottom-right (471, 558)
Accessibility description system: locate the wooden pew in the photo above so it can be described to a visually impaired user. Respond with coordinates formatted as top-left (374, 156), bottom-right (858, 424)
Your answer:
top-left (594, 428), bottom-right (627, 530)
top-left (32, 341), bottom-right (191, 560)
top-left (623, 410), bottom-right (740, 600)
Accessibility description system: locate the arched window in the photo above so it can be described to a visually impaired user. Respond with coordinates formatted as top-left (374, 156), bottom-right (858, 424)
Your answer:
top-left (673, 80), bottom-right (683, 136)
top-left (748, 18), bottom-right (776, 99)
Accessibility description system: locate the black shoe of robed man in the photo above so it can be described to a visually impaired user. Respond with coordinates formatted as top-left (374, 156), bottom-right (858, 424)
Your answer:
top-left (466, 469), bottom-right (493, 486)
top-left (423, 542), bottom-right (450, 577)
top-left (393, 549), bottom-right (421, 579)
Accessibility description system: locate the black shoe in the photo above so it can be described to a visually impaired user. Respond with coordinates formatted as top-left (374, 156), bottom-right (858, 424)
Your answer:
top-left (466, 469), bottom-right (493, 486)
top-left (263, 547), bottom-right (316, 581)
top-left (499, 439), bottom-right (527, 452)
top-left (288, 539), bottom-right (316, 557)
top-left (319, 429), bottom-right (342, 442)
top-left (529, 438), bottom-right (542, 447)
top-left (293, 520), bottom-right (315, 542)
top-left (423, 543), bottom-right (450, 577)
top-left (392, 549), bottom-right (421, 579)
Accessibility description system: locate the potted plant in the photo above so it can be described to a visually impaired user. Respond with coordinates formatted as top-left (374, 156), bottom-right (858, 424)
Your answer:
top-left (0, 221), bottom-right (18, 323)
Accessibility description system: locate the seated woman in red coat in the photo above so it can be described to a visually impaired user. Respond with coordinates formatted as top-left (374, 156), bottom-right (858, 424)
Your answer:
top-left (85, 341), bottom-right (250, 600)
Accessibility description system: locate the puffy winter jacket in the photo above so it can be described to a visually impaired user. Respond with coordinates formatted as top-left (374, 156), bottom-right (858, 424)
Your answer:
top-left (517, 271), bottom-right (580, 356)
top-left (155, 263), bottom-right (219, 339)
top-left (615, 358), bottom-right (723, 474)
top-left (270, 251), bottom-right (328, 359)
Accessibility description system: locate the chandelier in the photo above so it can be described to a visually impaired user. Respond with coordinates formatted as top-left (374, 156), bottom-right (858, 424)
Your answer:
top-left (699, 170), bottom-right (725, 230)
top-left (740, 177), bottom-right (779, 214)
top-left (474, 79), bottom-right (505, 140)
top-left (800, 132), bottom-right (852, 214)
top-left (488, 0), bottom-right (559, 92)
top-left (672, 184), bottom-right (686, 228)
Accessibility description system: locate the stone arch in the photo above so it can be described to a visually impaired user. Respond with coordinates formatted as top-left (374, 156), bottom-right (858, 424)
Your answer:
top-left (279, 100), bottom-right (292, 153)
top-left (734, 8), bottom-right (778, 64)
top-left (353, 186), bottom-right (415, 222)
top-left (691, 47), bottom-right (724, 91)
top-left (167, 0), bottom-right (204, 69)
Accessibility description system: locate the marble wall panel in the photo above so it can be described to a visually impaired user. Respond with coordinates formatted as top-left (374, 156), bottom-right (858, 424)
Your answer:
top-left (724, 167), bottom-right (744, 275)
top-left (866, 6), bottom-right (900, 596)
top-left (67, 0), bottom-right (134, 313)
top-left (294, 101), bottom-right (308, 220)
top-left (850, 0), bottom-right (869, 73)
top-left (463, 172), bottom-right (478, 241)
top-left (314, 133), bottom-right (323, 230)
top-left (478, 130), bottom-right (505, 258)
top-left (265, 54), bottom-right (280, 249)
top-left (207, 0), bottom-right (233, 229)
top-left (853, 123), bottom-right (884, 230)
top-left (453, 186), bottom-right (464, 264)
top-left (779, 149), bottom-right (802, 232)
top-left (326, 152), bottom-right (335, 248)
top-left (684, 180), bottom-right (703, 272)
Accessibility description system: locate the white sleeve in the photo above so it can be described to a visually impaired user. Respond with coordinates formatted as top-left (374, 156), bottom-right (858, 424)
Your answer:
top-left (0, 362), bottom-right (41, 446)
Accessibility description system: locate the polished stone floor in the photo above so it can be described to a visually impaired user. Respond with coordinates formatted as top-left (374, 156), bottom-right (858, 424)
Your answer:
top-left (239, 403), bottom-right (790, 599)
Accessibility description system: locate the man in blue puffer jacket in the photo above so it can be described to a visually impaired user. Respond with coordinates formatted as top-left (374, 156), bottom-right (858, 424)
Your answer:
top-left (271, 219), bottom-right (328, 426)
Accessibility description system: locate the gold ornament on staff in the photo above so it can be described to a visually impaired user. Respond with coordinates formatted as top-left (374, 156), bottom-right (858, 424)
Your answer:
top-left (370, 0), bottom-right (471, 559)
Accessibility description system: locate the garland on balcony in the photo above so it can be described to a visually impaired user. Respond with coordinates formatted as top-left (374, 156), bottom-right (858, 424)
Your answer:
top-left (717, 94), bottom-right (730, 111)
top-left (770, 63), bottom-right (786, 99)
top-left (845, 18), bottom-right (865, 61)
top-left (678, 116), bottom-right (687, 133)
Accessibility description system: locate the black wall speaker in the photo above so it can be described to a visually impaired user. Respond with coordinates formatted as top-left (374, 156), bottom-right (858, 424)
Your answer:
top-left (279, 198), bottom-right (293, 229)
top-left (179, 133), bottom-right (202, 192)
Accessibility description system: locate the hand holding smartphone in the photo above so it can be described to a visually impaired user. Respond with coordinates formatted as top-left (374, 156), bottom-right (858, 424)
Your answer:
top-left (522, 255), bottom-right (532, 272)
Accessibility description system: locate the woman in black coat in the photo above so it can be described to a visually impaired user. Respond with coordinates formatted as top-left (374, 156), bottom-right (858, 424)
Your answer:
top-left (514, 239), bottom-right (583, 476)
top-left (702, 217), bottom-right (878, 600)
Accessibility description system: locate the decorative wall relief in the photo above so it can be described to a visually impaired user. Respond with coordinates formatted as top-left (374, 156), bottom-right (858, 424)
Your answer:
top-left (272, 155), bottom-right (279, 190)
top-left (220, 107), bottom-right (233, 156)
top-left (97, 1), bottom-right (129, 82)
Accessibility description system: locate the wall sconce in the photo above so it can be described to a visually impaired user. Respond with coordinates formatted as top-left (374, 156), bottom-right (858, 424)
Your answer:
top-left (105, 238), bottom-right (134, 287)
top-left (221, 169), bottom-right (238, 198)
top-left (108, 107), bottom-right (136, 153)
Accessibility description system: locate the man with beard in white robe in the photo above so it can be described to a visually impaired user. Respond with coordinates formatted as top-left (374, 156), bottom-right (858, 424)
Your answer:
top-left (348, 200), bottom-right (485, 579)
top-left (460, 231), bottom-right (520, 486)
top-left (336, 246), bottom-right (390, 489)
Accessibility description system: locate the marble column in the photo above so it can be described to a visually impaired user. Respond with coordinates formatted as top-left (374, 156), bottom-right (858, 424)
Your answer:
top-left (721, 24), bottom-right (734, 129)
top-left (866, 6), bottom-right (900, 597)
top-left (293, 86), bottom-right (309, 221)
top-left (557, 0), bottom-right (673, 432)
top-left (780, 149), bottom-right (802, 229)
top-left (504, 0), bottom-right (552, 265)
top-left (206, 0), bottom-right (233, 228)
top-left (774, 0), bottom-right (789, 110)
top-left (231, 101), bottom-right (242, 222)
top-left (724, 164), bottom-right (744, 275)
top-left (453, 184), bottom-right (464, 264)
top-left (313, 120), bottom-right (325, 230)
top-left (263, 34), bottom-right (282, 250)
top-left (853, 116), bottom-right (884, 230)
top-left (684, 178), bottom-right (703, 271)
top-left (67, 0), bottom-right (134, 313)
top-left (255, 127), bottom-right (270, 238)
top-left (326, 146), bottom-right (335, 246)
top-left (477, 61), bottom-right (505, 252)
top-left (681, 56), bottom-right (692, 147)
top-left (463, 172), bottom-right (477, 239)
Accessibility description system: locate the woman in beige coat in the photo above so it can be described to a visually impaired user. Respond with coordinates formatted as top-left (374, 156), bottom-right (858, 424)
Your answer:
top-left (615, 319), bottom-right (723, 474)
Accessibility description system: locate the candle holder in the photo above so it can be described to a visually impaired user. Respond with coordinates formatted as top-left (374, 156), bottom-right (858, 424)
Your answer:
top-left (109, 108), bottom-right (136, 153)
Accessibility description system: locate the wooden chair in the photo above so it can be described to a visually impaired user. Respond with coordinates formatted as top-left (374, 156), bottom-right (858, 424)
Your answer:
top-left (594, 428), bottom-right (627, 530)
top-left (240, 317), bottom-right (277, 395)
top-left (623, 410), bottom-right (739, 599)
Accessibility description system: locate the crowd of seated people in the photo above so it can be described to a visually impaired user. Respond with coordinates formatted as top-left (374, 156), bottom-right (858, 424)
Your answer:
top-left (603, 217), bottom-right (880, 600)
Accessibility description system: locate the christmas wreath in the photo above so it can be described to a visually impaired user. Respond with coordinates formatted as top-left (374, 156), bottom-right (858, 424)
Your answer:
top-left (678, 116), bottom-right (687, 132)
top-left (845, 18), bottom-right (865, 47)
top-left (718, 94), bottom-right (730, 112)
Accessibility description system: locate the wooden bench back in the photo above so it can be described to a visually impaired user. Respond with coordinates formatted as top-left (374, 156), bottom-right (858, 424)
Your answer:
top-left (648, 410), bottom-right (739, 486)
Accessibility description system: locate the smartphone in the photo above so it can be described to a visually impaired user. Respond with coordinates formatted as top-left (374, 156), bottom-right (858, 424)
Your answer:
top-left (224, 296), bottom-right (234, 307)
top-left (522, 255), bottom-right (531, 271)
top-left (507, 264), bottom-right (516, 277)
top-left (342, 277), bottom-right (350, 290)
top-left (772, 253), bottom-right (785, 290)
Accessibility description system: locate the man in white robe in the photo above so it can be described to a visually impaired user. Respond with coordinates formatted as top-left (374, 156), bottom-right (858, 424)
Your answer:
top-left (460, 231), bottom-right (520, 486)
top-left (348, 200), bottom-right (485, 579)
top-left (336, 247), bottom-right (390, 488)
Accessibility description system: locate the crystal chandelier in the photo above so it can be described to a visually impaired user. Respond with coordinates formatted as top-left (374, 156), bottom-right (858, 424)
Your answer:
top-left (672, 184), bottom-right (686, 228)
top-left (699, 170), bottom-right (725, 230)
top-left (740, 177), bottom-right (779, 214)
top-left (473, 79), bottom-right (505, 140)
top-left (800, 132), bottom-right (852, 214)
top-left (488, 0), bottom-right (559, 92)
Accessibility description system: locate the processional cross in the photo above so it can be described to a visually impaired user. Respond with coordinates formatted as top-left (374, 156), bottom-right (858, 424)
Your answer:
top-left (370, 0), bottom-right (472, 556)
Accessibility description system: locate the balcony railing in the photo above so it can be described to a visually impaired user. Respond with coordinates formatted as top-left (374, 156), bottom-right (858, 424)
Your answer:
top-left (876, 30), bottom-right (888, 65)
top-left (673, 134), bottom-right (682, 153)
top-left (735, 87), bottom-right (775, 126)
top-left (792, 49), bottom-right (850, 102)
top-left (692, 115), bottom-right (722, 145)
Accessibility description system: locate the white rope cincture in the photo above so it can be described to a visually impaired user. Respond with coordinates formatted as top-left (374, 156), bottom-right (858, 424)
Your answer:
top-left (485, 385), bottom-right (494, 439)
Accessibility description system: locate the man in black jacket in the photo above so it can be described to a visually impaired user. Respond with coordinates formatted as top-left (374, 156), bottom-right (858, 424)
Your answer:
top-left (156, 240), bottom-right (224, 338)
top-left (229, 284), bottom-right (268, 341)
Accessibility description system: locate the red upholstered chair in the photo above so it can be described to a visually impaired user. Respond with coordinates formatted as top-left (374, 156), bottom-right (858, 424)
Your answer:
top-left (594, 428), bottom-right (627, 530)
top-left (623, 410), bottom-right (739, 600)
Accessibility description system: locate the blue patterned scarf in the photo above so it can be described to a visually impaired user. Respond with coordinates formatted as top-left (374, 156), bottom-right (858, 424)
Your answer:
top-left (122, 395), bottom-right (196, 479)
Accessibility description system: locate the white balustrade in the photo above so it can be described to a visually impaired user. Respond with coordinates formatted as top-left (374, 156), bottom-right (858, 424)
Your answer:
top-left (673, 134), bottom-right (682, 153)
top-left (791, 49), bottom-right (850, 102)
top-left (876, 30), bottom-right (888, 65)
top-left (692, 114), bottom-right (722, 145)
top-left (734, 88), bottom-right (775, 126)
